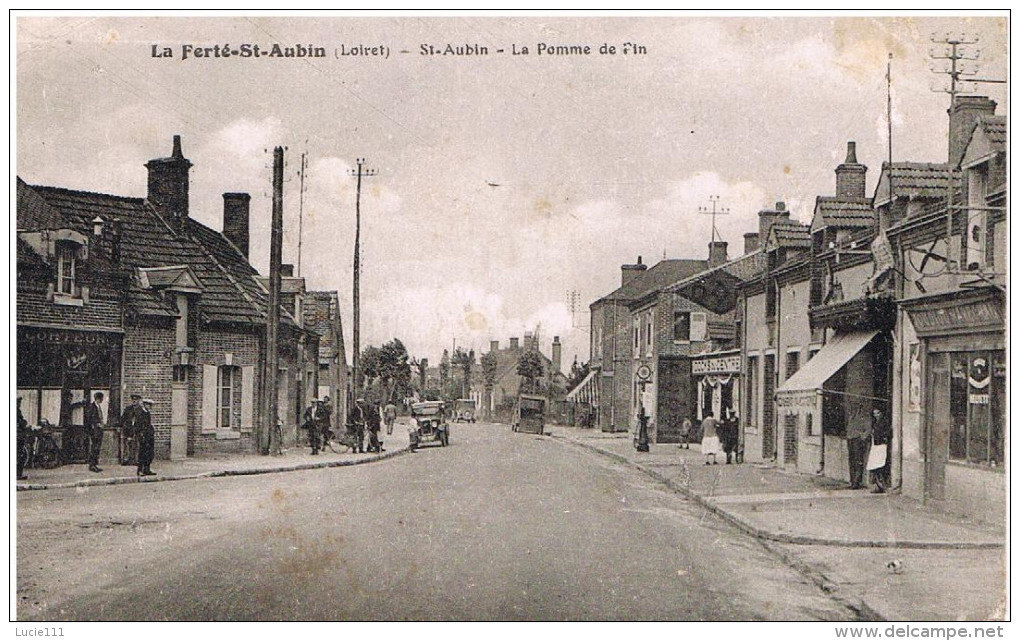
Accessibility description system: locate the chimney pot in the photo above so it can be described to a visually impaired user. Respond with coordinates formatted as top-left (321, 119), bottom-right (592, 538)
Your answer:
top-left (146, 136), bottom-right (192, 231)
top-left (743, 231), bottom-right (760, 254)
top-left (844, 141), bottom-right (858, 164)
top-left (775, 201), bottom-right (786, 211)
top-left (509, 337), bottom-right (519, 351)
top-left (490, 340), bottom-right (499, 353)
top-left (835, 141), bottom-right (867, 200)
top-left (280, 264), bottom-right (294, 278)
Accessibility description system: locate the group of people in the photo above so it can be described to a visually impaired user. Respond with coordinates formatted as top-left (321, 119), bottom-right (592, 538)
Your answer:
top-left (678, 412), bottom-right (740, 465)
top-left (302, 397), bottom-right (403, 455)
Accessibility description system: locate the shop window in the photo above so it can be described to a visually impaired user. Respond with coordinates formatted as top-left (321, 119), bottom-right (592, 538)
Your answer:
top-left (673, 312), bottom-right (690, 342)
top-left (746, 355), bottom-right (759, 427)
top-left (56, 242), bottom-right (77, 295)
top-left (945, 351), bottom-right (1003, 466)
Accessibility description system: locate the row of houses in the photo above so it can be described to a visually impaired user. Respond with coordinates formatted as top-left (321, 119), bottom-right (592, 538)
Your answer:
top-left (16, 136), bottom-right (348, 464)
top-left (573, 95), bottom-right (1005, 525)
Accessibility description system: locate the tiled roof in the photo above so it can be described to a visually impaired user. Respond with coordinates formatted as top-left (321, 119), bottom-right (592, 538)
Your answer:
top-left (665, 251), bottom-right (766, 315)
top-left (814, 197), bottom-right (876, 228)
top-left (977, 115), bottom-right (1006, 148)
top-left (16, 237), bottom-right (47, 270)
top-left (597, 259), bottom-right (708, 304)
top-left (880, 162), bottom-right (955, 199)
top-left (770, 221), bottom-right (812, 247)
top-left (26, 184), bottom-right (274, 326)
top-left (17, 178), bottom-right (65, 230)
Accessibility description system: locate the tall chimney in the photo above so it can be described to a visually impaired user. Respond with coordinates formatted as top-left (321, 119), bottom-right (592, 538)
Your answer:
top-left (758, 201), bottom-right (791, 246)
top-left (509, 337), bottom-right (520, 351)
top-left (490, 340), bottom-right (499, 353)
top-left (146, 135), bottom-right (192, 232)
top-left (835, 142), bottom-right (867, 199)
top-left (743, 231), bottom-right (760, 254)
top-left (949, 96), bottom-right (997, 167)
top-left (222, 192), bottom-right (251, 258)
top-left (552, 336), bottom-right (562, 374)
top-left (708, 241), bottom-right (728, 268)
top-left (621, 255), bottom-right (647, 286)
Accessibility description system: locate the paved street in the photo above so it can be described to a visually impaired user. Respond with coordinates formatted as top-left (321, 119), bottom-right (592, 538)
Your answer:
top-left (17, 422), bottom-right (859, 621)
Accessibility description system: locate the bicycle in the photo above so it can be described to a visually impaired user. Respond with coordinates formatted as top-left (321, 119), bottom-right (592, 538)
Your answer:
top-left (26, 420), bottom-right (65, 469)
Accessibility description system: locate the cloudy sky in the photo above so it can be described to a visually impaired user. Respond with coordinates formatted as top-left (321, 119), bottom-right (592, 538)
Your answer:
top-left (16, 14), bottom-right (1007, 368)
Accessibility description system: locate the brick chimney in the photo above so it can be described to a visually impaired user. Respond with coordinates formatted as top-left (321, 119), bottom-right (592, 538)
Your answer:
top-left (509, 337), bottom-right (519, 351)
top-left (146, 135), bottom-right (192, 232)
top-left (758, 201), bottom-right (791, 246)
top-left (744, 231), bottom-right (760, 254)
top-left (552, 336), bottom-right (562, 374)
top-left (280, 263), bottom-right (294, 278)
top-left (490, 340), bottom-right (499, 353)
top-left (949, 96), bottom-right (997, 167)
top-left (524, 331), bottom-right (536, 352)
top-left (621, 255), bottom-right (647, 286)
top-left (222, 192), bottom-right (251, 258)
top-left (708, 240), bottom-right (728, 268)
top-left (835, 142), bottom-right (867, 199)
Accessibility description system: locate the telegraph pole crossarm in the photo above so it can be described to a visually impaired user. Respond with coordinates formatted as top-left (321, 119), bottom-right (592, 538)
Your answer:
top-left (698, 196), bottom-right (730, 244)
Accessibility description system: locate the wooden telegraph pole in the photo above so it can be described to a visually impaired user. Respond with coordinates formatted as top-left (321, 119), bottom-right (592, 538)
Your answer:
top-left (349, 158), bottom-right (377, 400)
top-left (263, 146), bottom-right (285, 455)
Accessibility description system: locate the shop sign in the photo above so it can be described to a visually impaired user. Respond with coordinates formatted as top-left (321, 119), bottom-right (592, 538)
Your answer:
top-left (969, 394), bottom-right (989, 405)
top-left (21, 328), bottom-right (110, 345)
top-left (692, 354), bottom-right (740, 375)
top-left (776, 390), bottom-right (818, 408)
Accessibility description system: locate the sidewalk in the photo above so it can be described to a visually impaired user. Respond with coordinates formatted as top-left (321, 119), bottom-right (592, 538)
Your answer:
top-left (548, 425), bottom-right (1007, 621)
top-left (16, 442), bottom-right (409, 491)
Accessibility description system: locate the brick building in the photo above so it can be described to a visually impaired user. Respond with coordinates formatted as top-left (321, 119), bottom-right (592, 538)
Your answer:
top-left (16, 136), bottom-right (319, 462)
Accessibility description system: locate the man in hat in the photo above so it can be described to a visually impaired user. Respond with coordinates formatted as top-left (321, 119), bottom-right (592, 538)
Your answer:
top-left (84, 391), bottom-right (106, 473)
top-left (128, 398), bottom-right (157, 476)
top-left (319, 396), bottom-right (333, 450)
top-left (120, 394), bottom-right (145, 466)
top-left (303, 398), bottom-right (322, 455)
top-left (348, 398), bottom-right (367, 454)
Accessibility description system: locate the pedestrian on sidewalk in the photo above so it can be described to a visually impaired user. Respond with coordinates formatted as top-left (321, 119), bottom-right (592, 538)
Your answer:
top-left (720, 412), bottom-right (739, 464)
top-left (366, 401), bottom-right (384, 453)
top-left (130, 398), bottom-right (157, 477)
top-left (679, 417), bottom-right (692, 449)
top-left (320, 396), bottom-right (334, 450)
top-left (846, 403), bottom-right (872, 489)
top-left (85, 391), bottom-right (106, 473)
top-left (868, 406), bottom-right (892, 494)
top-left (348, 398), bottom-right (367, 453)
top-left (384, 401), bottom-right (397, 435)
top-left (406, 415), bottom-right (420, 452)
top-left (634, 403), bottom-right (650, 452)
top-left (303, 399), bottom-right (322, 455)
top-left (701, 411), bottom-right (720, 465)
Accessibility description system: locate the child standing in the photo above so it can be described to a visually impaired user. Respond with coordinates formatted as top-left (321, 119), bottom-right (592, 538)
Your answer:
top-left (679, 417), bottom-right (692, 449)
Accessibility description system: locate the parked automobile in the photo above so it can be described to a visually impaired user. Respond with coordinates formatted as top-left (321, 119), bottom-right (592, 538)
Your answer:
top-left (410, 401), bottom-right (450, 447)
top-left (511, 394), bottom-right (546, 435)
top-left (453, 398), bottom-right (477, 423)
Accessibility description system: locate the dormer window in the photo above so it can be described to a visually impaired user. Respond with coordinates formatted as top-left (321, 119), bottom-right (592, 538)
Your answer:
top-left (56, 242), bottom-right (77, 295)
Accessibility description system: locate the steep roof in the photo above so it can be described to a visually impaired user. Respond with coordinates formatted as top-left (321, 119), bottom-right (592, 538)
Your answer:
top-left (595, 259), bottom-right (708, 305)
top-left (768, 220), bottom-right (812, 248)
top-left (811, 197), bottom-right (875, 231)
top-left (872, 162), bottom-right (955, 207)
top-left (17, 178), bottom-right (65, 230)
top-left (26, 183), bottom-right (276, 326)
top-left (961, 115), bottom-right (1006, 171)
top-left (664, 250), bottom-right (766, 314)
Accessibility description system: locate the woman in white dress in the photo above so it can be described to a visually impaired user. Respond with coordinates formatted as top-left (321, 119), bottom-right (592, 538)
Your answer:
top-left (701, 412), bottom-right (720, 465)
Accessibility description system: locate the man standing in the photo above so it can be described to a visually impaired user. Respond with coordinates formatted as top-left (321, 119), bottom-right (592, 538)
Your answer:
top-left (348, 398), bottom-right (367, 454)
top-left (846, 403), bottom-right (872, 490)
top-left (320, 396), bottom-right (334, 448)
top-left (304, 399), bottom-right (322, 455)
top-left (85, 391), bottom-right (105, 473)
top-left (869, 406), bottom-right (892, 494)
top-left (366, 401), bottom-right (383, 453)
top-left (133, 398), bottom-right (157, 476)
top-left (120, 394), bottom-right (145, 466)
top-left (384, 401), bottom-right (397, 435)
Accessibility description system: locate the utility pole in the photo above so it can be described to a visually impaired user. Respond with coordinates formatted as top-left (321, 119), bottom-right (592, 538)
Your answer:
top-left (698, 196), bottom-right (730, 243)
top-left (297, 152), bottom-right (308, 277)
top-left (264, 146), bottom-right (285, 455)
top-left (886, 53), bottom-right (894, 210)
top-left (929, 33), bottom-right (979, 275)
top-left (349, 158), bottom-right (377, 398)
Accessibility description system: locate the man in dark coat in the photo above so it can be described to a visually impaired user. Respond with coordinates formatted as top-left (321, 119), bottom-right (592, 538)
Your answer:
top-left (303, 399), bottom-right (322, 455)
top-left (120, 394), bottom-right (144, 466)
top-left (128, 398), bottom-right (157, 476)
top-left (870, 406), bottom-right (892, 494)
top-left (348, 398), bottom-right (367, 454)
top-left (85, 391), bottom-right (106, 473)
top-left (719, 412), bottom-right (740, 464)
top-left (320, 396), bottom-right (334, 448)
top-left (366, 401), bottom-right (383, 453)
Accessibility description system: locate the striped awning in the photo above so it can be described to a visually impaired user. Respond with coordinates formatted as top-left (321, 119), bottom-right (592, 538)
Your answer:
top-left (566, 370), bottom-right (599, 404)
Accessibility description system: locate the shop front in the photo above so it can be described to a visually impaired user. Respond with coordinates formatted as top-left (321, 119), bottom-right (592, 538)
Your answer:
top-left (901, 288), bottom-right (1005, 524)
top-left (692, 350), bottom-right (740, 424)
top-left (16, 325), bottom-right (123, 464)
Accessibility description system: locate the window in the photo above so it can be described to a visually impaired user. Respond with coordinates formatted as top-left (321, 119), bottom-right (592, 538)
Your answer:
top-left (56, 242), bottom-right (77, 295)
top-left (633, 317), bottom-right (640, 358)
top-left (173, 365), bottom-right (189, 383)
top-left (175, 294), bottom-right (190, 348)
top-left (645, 312), bottom-right (653, 355)
top-left (785, 351), bottom-right (801, 381)
top-left (690, 312), bottom-right (707, 342)
top-left (746, 356), bottom-right (759, 427)
top-left (673, 312), bottom-right (690, 342)
top-left (966, 167), bottom-right (988, 271)
top-left (808, 347), bottom-right (820, 362)
top-left (217, 365), bottom-right (240, 429)
top-left (946, 351), bottom-right (1004, 466)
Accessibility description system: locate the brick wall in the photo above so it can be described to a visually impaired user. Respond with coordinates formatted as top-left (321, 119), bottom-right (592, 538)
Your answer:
top-left (190, 325), bottom-right (260, 456)
top-left (122, 318), bottom-right (175, 459)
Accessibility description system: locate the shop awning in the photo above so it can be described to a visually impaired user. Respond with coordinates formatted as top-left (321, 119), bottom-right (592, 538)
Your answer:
top-left (566, 370), bottom-right (599, 403)
top-left (777, 330), bottom-right (878, 397)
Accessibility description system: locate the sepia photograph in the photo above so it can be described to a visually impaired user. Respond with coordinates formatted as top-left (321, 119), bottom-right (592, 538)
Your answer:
top-left (11, 11), bottom-right (1009, 629)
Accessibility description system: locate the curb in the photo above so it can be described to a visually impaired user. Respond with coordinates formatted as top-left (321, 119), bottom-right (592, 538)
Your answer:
top-left (551, 435), bottom-right (1003, 551)
top-left (15, 446), bottom-right (411, 492)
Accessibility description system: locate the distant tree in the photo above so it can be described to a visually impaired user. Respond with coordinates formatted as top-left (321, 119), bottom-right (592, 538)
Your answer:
top-left (481, 351), bottom-right (499, 419)
top-left (517, 350), bottom-right (544, 393)
top-left (359, 345), bottom-right (382, 397)
top-left (379, 338), bottom-right (412, 402)
top-left (439, 349), bottom-right (450, 391)
top-left (566, 357), bottom-right (591, 392)
top-left (452, 347), bottom-right (476, 398)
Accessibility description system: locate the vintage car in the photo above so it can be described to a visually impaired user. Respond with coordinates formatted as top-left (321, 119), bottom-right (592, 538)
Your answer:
top-left (511, 394), bottom-right (547, 435)
top-left (453, 398), bottom-right (477, 423)
top-left (410, 401), bottom-right (450, 447)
